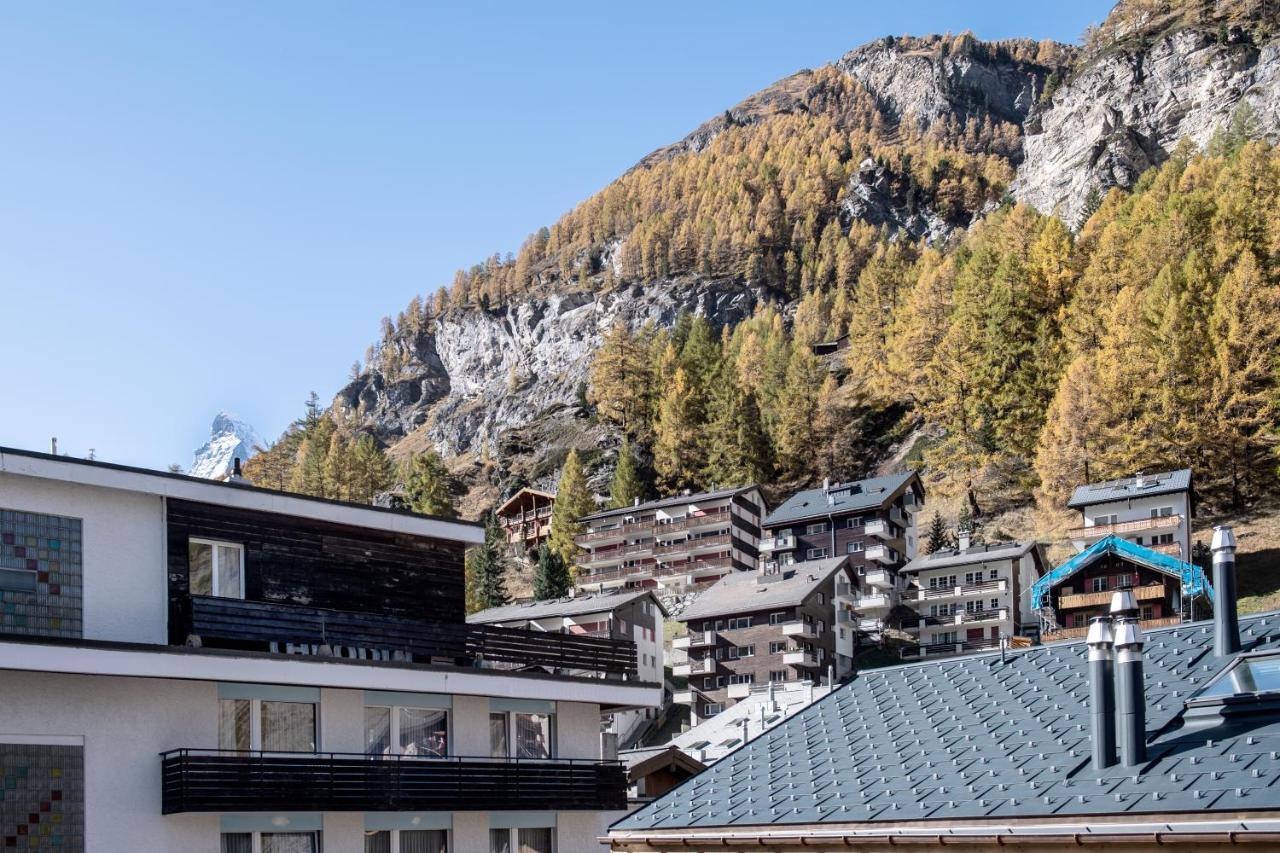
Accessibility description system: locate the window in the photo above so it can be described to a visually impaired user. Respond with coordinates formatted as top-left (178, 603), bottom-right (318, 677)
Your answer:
top-left (964, 571), bottom-right (982, 585)
top-left (489, 827), bottom-right (553, 853)
top-left (935, 632), bottom-right (957, 645)
top-left (222, 833), bottom-right (319, 853)
top-left (714, 676), bottom-right (725, 688)
top-left (703, 677), bottom-right (713, 689)
top-left (190, 539), bottom-right (244, 599)
top-left (0, 567), bottom-right (36, 593)
top-left (1150, 506), bottom-right (1175, 518)
top-left (727, 646), bottom-right (739, 660)
top-left (704, 703), bottom-right (724, 715)
top-left (1141, 605), bottom-right (1154, 621)
top-left (769, 670), bottom-right (787, 682)
top-left (727, 617), bottom-right (753, 629)
top-left (737, 645), bottom-right (754, 658)
top-left (490, 710), bottom-right (555, 759)
top-left (365, 830), bottom-right (448, 853)
top-left (844, 517), bottom-right (864, 529)
top-left (817, 620), bottom-right (826, 634)
top-left (1114, 573), bottom-right (1134, 589)
top-left (365, 704), bottom-right (449, 758)
top-left (929, 575), bottom-right (957, 589)
top-left (846, 541), bottom-right (864, 554)
top-left (769, 612), bottom-right (787, 625)
top-left (769, 641), bottom-right (787, 654)
top-left (728, 673), bottom-right (754, 685)
top-left (219, 698), bottom-right (317, 753)
top-left (1155, 533), bottom-right (1174, 545)
top-left (806, 548), bottom-right (828, 560)
top-left (806, 522), bottom-right (827, 534)
top-left (1096, 514), bottom-right (1119, 526)
top-left (989, 569), bottom-right (999, 580)
top-left (990, 599), bottom-right (1000, 611)
top-left (816, 593), bottom-right (826, 605)
top-left (1092, 577), bottom-right (1108, 593)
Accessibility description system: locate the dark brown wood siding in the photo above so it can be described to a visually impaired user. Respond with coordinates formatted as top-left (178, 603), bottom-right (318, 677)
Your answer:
top-left (166, 499), bottom-right (466, 644)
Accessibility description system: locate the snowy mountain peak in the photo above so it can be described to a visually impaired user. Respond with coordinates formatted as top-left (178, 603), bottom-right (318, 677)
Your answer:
top-left (189, 411), bottom-right (264, 480)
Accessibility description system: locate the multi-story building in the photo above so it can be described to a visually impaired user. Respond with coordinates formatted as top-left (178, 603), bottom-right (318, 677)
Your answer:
top-left (467, 589), bottom-right (666, 748)
top-left (0, 446), bottom-right (659, 853)
top-left (671, 556), bottom-right (857, 722)
top-left (494, 487), bottom-right (555, 555)
top-left (1067, 468), bottom-right (1194, 561)
top-left (574, 486), bottom-right (766, 593)
top-left (899, 534), bottom-right (1048, 658)
top-left (759, 473), bottom-right (923, 636)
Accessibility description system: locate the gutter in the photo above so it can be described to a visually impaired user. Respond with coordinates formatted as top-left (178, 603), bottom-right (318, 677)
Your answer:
top-left (606, 830), bottom-right (1280, 849)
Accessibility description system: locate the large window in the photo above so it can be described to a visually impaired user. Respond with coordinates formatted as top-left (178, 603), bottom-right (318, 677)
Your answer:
top-left (365, 704), bottom-right (449, 758)
top-left (219, 698), bottom-right (316, 753)
top-left (489, 827), bottom-right (553, 853)
top-left (365, 830), bottom-right (448, 853)
top-left (222, 833), bottom-right (318, 853)
top-left (190, 539), bottom-right (244, 599)
top-left (490, 710), bottom-right (555, 759)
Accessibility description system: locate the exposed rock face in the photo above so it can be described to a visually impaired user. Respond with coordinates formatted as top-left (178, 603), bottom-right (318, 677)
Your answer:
top-left (189, 412), bottom-right (263, 479)
top-left (335, 279), bottom-right (770, 460)
top-left (1014, 27), bottom-right (1280, 223)
top-left (840, 157), bottom-right (976, 245)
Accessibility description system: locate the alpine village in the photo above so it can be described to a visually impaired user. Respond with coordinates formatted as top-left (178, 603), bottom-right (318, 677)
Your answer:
top-left (7, 1), bottom-right (1280, 851)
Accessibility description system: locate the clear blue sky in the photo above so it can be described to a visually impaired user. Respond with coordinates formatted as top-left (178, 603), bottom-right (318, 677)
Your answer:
top-left (0, 1), bottom-right (1114, 470)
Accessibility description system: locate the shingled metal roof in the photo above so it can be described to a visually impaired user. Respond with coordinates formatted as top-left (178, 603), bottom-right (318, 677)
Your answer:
top-left (466, 588), bottom-right (666, 624)
top-left (902, 540), bottom-right (1040, 573)
top-left (582, 485), bottom-right (762, 522)
top-left (675, 557), bottom-right (850, 623)
top-left (763, 472), bottom-right (919, 527)
top-left (612, 612), bottom-right (1280, 834)
top-left (1067, 469), bottom-right (1193, 509)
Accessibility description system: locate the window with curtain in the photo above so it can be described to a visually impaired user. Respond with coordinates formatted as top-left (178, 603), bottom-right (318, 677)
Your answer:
top-left (260, 701), bottom-right (316, 752)
top-left (489, 829), bottom-right (512, 853)
top-left (400, 830), bottom-right (448, 853)
top-left (189, 539), bottom-right (244, 598)
top-left (365, 707), bottom-right (392, 755)
top-left (219, 699), bottom-right (252, 751)
top-left (365, 705), bottom-right (449, 757)
top-left (514, 712), bottom-right (554, 759)
top-left (489, 712), bottom-right (508, 758)
top-left (365, 831), bottom-right (392, 853)
top-left (517, 827), bottom-right (553, 853)
top-left (221, 833), bottom-right (252, 853)
top-left (260, 833), bottom-right (318, 853)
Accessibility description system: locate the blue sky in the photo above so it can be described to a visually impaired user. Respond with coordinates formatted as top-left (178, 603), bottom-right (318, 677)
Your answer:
top-left (0, 1), bottom-right (1115, 470)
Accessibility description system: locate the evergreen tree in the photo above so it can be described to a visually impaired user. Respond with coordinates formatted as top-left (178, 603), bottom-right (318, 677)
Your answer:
top-left (350, 435), bottom-right (394, 504)
top-left (321, 431), bottom-right (354, 501)
top-left (532, 541), bottom-right (571, 600)
top-left (925, 511), bottom-right (952, 554)
top-left (467, 513), bottom-right (509, 613)
top-left (588, 321), bottom-right (655, 439)
top-left (652, 367), bottom-right (706, 493)
top-left (609, 438), bottom-right (646, 509)
top-left (549, 448), bottom-right (594, 571)
top-left (403, 451), bottom-right (457, 518)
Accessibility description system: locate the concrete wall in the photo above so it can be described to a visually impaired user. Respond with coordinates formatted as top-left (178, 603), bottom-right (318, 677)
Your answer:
top-left (0, 472), bottom-right (167, 644)
top-left (1078, 492), bottom-right (1192, 558)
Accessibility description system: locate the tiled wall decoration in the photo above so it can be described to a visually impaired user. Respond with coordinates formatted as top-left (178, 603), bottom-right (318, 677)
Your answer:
top-left (0, 509), bottom-right (83, 639)
top-left (0, 743), bottom-right (84, 851)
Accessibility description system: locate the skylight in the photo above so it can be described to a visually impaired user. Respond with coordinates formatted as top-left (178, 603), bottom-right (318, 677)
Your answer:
top-left (1194, 652), bottom-right (1280, 701)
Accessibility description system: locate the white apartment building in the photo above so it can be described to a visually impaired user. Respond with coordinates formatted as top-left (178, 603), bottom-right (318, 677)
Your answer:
top-left (1067, 469), bottom-right (1194, 561)
top-left (0, 446), bottom-right (659, 853)
top-left (899, 535), bottom-right (1048, 658)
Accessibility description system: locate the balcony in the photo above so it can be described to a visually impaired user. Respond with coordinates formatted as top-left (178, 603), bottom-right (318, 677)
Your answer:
top-left (864, 519), bottom-right (895, 541)
top-left (679, 534), bottom-right (731, 553)
top-left (1068, 514), bottom-right (1183, 541)
top-left (1043, 616), bottom-right (1181, 643)
top-left (672, 657), bottom-right (715, 677)
top-left (900, 638), bottom-right (1003, 660)
top-left (856, 592), bottom-right (892, 612)
top-left (652, 510), bottom-right (732, 537)
top-left (864, 568), bottom-right (896, 590)
top-left (782, 621), bottom-right (816, 640)
top-left (913, 579), bottom-right (1007, 602)
top-left (160, 749), bottom-right (626, 814)
top-left (783, 649), bottom-right (817, 667)
top-left (959, 608), bottom-right (1007, 624)
top-left (580, 542), bottom-right (653, 566)
top-left (1058, 583), bottom-right (1167, 611)
top-left (864, 544), bottom-right (899, 565)
top-left (184, 596), bottom-right (637, 679)
top-left (673, 630), bottom-right (716, 650)
top-left (760, 534), bottom-right (796, 552)
top-left (576, 520), bottom-right (650, 546)
top-left (835, 609), bottom-right (853, 624)
top-left (727, 682), bottom-right (753, 699)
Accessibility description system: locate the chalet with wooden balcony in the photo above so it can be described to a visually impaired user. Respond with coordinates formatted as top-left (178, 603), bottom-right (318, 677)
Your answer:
top-left (671, 556), bottom-right (856, 722)
top-left (899, 535), bottom-right (1048, 659)
top-left (495, 487), bottom-right (555, 555)
top-left (573, 486), bottom-right (765, 593)
top-left (759, 472), bottom-right (923, 639)
top-left (1031, 534), bottom-right (1214, 642)
top-left (0, 446), bottom-right (659, 853)
top-left (1067, 468), bottom-right (1194, 561)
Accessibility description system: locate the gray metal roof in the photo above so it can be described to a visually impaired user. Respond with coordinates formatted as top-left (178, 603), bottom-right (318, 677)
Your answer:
top-left (1067, 469), bottom-right (1193, 508)
top-left (676, 558), bottom-right (850, 623)
top-left (902, 540), bottom-right (1040, 573)
top-left (763, 473), bottom-right (918, 527)
top-left (466, 588), bottom-right (665, 624)
top-left (582, 485), bottom-right (762, 523)
top-left (613, 611), bottom-right (1280, 833)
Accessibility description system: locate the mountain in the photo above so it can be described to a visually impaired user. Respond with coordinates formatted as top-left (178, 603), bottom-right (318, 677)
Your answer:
top-left (189, 412), bottom-right (263, 480)
top-left (266, 0), bottom-right (1280, 517)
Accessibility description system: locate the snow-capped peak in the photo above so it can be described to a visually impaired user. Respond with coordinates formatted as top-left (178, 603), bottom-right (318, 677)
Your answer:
top-left (189, 411), bottom-right (264, 480)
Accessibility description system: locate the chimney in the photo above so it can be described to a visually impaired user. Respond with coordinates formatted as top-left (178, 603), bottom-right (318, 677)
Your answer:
top-left (1134, 472), bottom-right (1147, 488)
top-left (1086, 616), bottom-right (1117, 771)
top-left (1212, 525), bottom-right (1239, 657)
top-left (50, 437), bottom-right (57, 455)
top-left (1113, 609), bottom-right (1147, 767)
top-left (958, 528), bottom-right (971, 551)
top-left (823, 477), bottom-right (830, 492)
top-left (228, 457), bottom-right (247, 484)
top-left (633, 496), bottom-right (639, 507)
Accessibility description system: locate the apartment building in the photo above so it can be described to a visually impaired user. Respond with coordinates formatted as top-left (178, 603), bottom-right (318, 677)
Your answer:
top-left (1067, 469), bottom-right (1194, 561)
top-left (899, 534), bottom-right (1048, 659)
top-left (574, 486), bottom-right (765, 593)
top-left (0, 446), bottom-right (659, 853)
top-left (467, 589), bottom-right (666, 748)
top-left (759, 473), bottom-right (923, 636)
top-left (494, 487), bottom-right (555, 555)
top-left (671, 556), bottom-right (857, 722)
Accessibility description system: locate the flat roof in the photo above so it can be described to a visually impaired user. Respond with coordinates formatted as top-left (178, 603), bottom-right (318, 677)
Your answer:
top-left (0, 445), bottom-right (483, 544)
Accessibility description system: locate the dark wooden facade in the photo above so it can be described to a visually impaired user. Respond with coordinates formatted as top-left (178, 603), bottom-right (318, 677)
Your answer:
top-left (1050, 555), bottom-right (1179, 631)
top-left (166, 499), bottom-right (466, 646)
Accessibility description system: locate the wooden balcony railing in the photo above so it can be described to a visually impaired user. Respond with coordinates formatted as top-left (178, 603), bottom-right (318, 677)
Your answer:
top-left (184, 595), bottom-right (637, 678)
top-left (1043, 616), bottom-right (1181, 643)
top-left (1058, 583), bottom-right (1166, 611)
top-left (1068, 514), bottom-right (1182, 540)
top-left (160, 749), bottom-right (626, 814)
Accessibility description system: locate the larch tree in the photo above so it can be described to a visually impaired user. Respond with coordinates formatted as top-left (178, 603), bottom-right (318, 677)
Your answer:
top-left (1033, 353), bottom-right (1105, 509)
top-left (402, 451), bottom-right (457, 518)
top-left (652, 367), bottom-right (706, 493)
top-left (350, 435), bottom-right (394, 504)
top-left (548, 449), bottom-right (595, 571)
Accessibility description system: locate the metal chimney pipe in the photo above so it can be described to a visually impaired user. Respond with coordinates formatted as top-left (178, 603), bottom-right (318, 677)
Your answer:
top-left (1086, 617), bottom-right (1116, 771)
top-left (1113, 612), bottom-right (1147, 767)
top-left (1212, 525), bottom-right (1240, 657)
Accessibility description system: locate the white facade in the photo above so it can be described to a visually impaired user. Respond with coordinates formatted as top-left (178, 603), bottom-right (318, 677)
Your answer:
top-left (1070, 490), bottom-right (1193, 562)
top-left (0, 450), bottom-right (658, 853)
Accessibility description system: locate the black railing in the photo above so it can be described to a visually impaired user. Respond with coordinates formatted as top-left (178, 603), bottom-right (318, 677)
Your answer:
top-left (185, 596), bottom-right (637, 679)
top-left (160, 749), bottom-right (627, 814)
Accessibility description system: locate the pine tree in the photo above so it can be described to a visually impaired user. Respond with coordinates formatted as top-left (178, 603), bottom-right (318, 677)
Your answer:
top-left (467, 513), bottom-right (509, 613)
top-left (548, 449), bottom-right (595, 571)
top-left (349, 435), bottom-right (394, 504)
top-left (532, 541), bottom-right (571, 600)
top-left (403, 451), bottom-right (456, 518)
top-left (609, 438), bottom-right (646, 509)
top-left (925, 511), bottom-right (952, 554)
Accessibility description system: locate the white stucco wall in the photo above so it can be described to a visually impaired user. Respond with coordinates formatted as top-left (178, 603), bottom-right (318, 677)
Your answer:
top-left (0, 471), bottom-right (167, 644)
top-left (1077, 492), bottom-right (1192, 558)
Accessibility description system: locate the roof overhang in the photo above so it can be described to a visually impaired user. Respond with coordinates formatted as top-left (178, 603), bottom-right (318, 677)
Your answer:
top-left (625, 746), bottom-right (707, 782)
top-left (1030, 535), bottom-right (1203, 610)
top-left (495, 487), bottom-right (556, 517)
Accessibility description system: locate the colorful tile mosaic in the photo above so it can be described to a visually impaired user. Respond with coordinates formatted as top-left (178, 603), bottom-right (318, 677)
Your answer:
top-left (0, 510), bottom-right (82, 639)
top-left (0, 744), bottom-right (83, 851)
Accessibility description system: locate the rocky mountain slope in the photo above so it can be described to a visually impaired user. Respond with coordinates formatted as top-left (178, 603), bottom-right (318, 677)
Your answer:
top-left (189, 412), bottom-right (263, 480)
top-left (329, 0), bottom-right (1280, 508)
